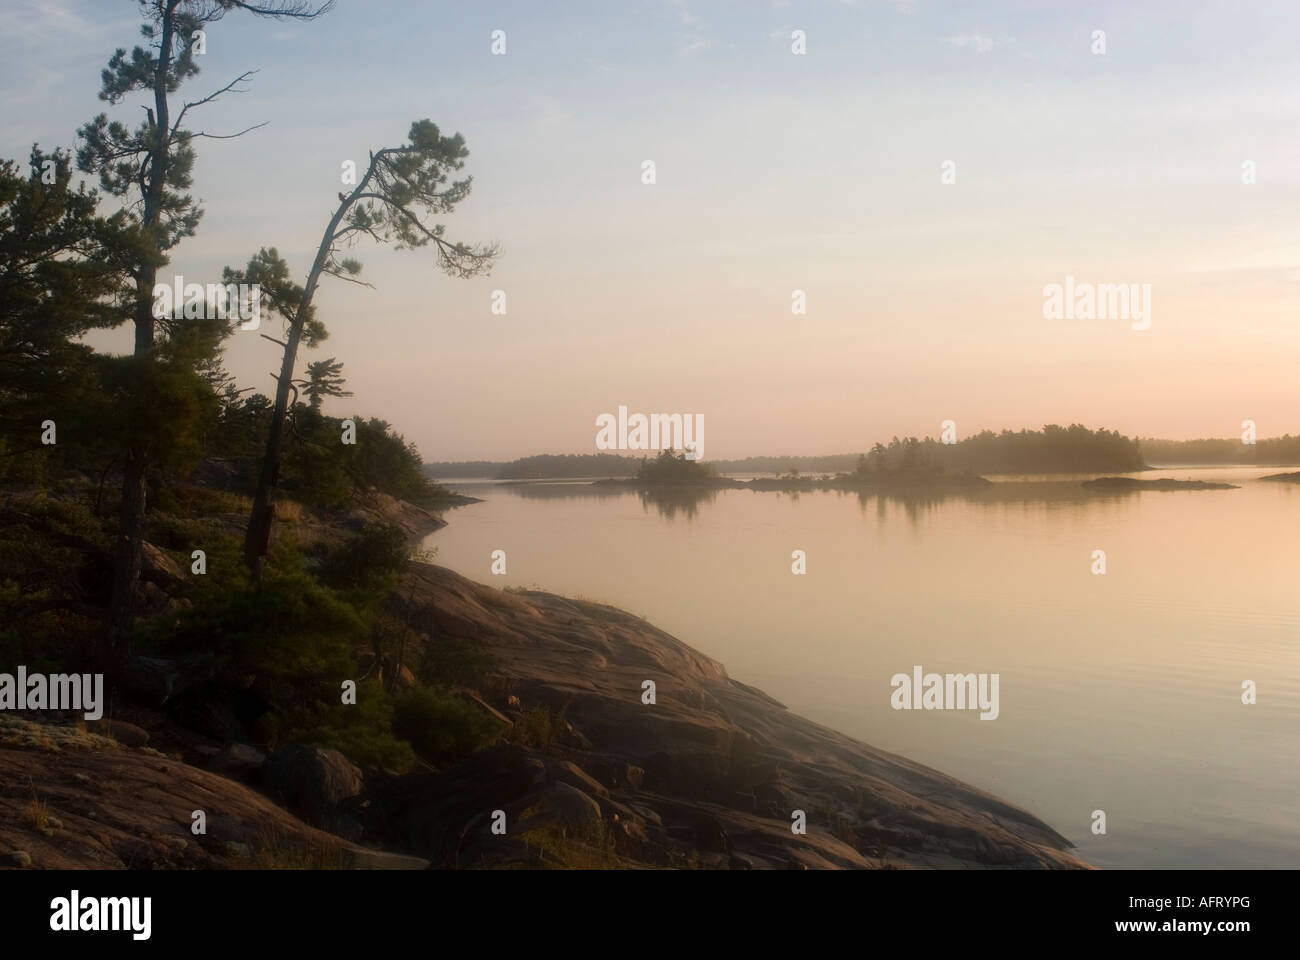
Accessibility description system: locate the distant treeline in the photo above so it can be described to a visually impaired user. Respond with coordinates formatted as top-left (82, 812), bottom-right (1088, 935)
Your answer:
top-left (1137, 436), bottom-right (1300, 465)
top-left (422, 453), bottom-right (643, 479)
top-left (933, 425), bottom-right (1145, 473)
top-left (421, 452), bottom-right (851, 478)
top-left (423, 459), bottom-right (523, 478)
top-left (426, 424), bottom-right (1151, 477)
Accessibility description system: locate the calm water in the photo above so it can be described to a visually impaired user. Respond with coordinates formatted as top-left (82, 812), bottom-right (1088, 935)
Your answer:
top-left (422, 467), bottom-right (1300, 869)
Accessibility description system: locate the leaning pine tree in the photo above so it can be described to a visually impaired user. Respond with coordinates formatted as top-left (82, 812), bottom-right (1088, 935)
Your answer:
top-left (236, 120), bottom-right (498, 578)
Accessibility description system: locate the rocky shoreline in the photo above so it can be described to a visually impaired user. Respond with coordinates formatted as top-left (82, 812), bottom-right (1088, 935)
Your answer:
top-left (366, 563), bottom-right (1088, 868)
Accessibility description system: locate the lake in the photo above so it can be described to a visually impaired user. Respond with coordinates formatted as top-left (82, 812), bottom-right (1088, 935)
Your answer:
top-left (422, 466), bottom-right (1300, 869)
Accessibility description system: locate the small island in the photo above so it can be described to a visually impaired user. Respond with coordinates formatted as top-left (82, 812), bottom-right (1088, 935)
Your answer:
top-left (597, 442), bottom-right (992, 495)
top-left (1260, 471), bottom-right (1300, 483)
top-left (1081, 477), bottom-right (1238, 491)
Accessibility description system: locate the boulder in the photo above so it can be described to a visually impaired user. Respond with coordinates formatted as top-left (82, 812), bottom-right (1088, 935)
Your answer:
top-left (207, 743), bottom-right (266, 783)
top-left (86, 719), bottom-right (149, 748)
top-left (262, 745), bottom-right (363, 837)
top-left (550, 782), bottom-right (602, 830)
top-left (551, 760), bottom-right (609, 798)
top-left (140, 541), bottom-right (182, 582)
top-left (626, 802), bottom-right (663, 827)
top-left (520, 756), bottom-right (548, 787)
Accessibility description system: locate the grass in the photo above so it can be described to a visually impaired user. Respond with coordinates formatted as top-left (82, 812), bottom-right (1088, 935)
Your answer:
top-left (516, 804), bottom-right (622, 870)
top-left (24, 799), bottom-right (49, 832)
top-left (24, 782), bottom-right (49, 831)
top-left (273, 498), bottom-right (305, 523)
top-left (166, 484), bottom-right (255, 518)
top-left (226, 828), bottom-right (345, 870)
top-left (0, 716), bottom-right (119, 753)
top-left (570, 593), bottom-right (650, 624)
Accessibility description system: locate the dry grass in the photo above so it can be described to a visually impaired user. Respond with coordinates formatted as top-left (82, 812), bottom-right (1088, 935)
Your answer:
top-left (0, 717), bottom-right (119, 753)
top-left (226, 827), bottom-right (346, 870)
top-left (515, 806), bottom-right (622, 870)
top-left (478, 588), bottom-right (535, 614)
top-left (23, 782), bottom-right (49, 831)
top-left (273, 498), bottom-right (305, 523)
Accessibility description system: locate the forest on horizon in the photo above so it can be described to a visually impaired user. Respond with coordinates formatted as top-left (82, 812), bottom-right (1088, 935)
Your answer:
top-left (426, 428), bottom-right (1300, 479)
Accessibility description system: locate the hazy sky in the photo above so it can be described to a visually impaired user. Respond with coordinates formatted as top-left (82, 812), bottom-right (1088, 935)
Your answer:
top-left (3, 0), bottom-right (1298, 460)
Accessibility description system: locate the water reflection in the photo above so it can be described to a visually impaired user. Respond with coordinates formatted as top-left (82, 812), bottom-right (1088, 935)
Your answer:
top-left (479, 475), bottom-right (1255, 522)
top-left (636, 486), bottom-right (719, 520)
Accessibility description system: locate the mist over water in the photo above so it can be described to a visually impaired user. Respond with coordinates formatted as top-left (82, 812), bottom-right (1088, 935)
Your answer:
top-left (425, 467), bottom-right (1300, 869)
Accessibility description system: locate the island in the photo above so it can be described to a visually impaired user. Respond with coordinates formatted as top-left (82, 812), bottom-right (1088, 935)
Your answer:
top-left (1081, 477), bottom-right (1238, 491)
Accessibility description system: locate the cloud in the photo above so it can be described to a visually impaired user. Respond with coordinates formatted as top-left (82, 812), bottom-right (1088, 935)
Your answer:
top-left (666, 0), bottom-right (707, 56)
top-left (941, 33), bottom-right (996, 54)
top-left (0, 0), bottom-right (114, 45)
top-left (0, 0), bottom-right (123, 112)
top-left (839, 0), bottom-right (916, 10)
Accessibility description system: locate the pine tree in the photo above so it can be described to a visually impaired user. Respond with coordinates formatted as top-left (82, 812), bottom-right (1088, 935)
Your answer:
top-left (75, 0), bottom-right (333, 658)
top-left (236, 120), bottom-right (498, 576)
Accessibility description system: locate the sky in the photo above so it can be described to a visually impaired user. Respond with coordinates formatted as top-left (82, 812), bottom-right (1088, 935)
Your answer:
top-left (2, 0), bottom-right (1298, 461)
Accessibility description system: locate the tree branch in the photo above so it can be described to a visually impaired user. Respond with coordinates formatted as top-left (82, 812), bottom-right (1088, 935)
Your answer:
top-left (173, 121), bottom-right (270, 143)
top-left (169, 70), bottom-right (258, 140)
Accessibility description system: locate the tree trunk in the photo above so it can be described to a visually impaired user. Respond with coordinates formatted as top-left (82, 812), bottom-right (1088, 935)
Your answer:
top-left (243, 161), bottom-right (375, 577)
top-left (106, 279), bottom-right (158, 662)
top-left (104, 6), bottom-right (174, 660)
top-left (243, 314), bottom-right (304, 577)
top-left (106, 452), bottom-right (147, 660)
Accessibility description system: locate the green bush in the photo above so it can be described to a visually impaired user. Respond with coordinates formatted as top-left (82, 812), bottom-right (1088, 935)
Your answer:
top-left (509, 705), bottom-right (567, 749)
top-left (152, 565), bottom-right (361, 681)
top-left (417, 633), bottom-right (495, 688)
top-left (317, 522), bottom-right (410, 595)
top-left (277, 413), bottom-right (440, 508)
top-left (273, 678), bottom-right (414, 771)
top-left (391, 686), bottom-right (506, 763)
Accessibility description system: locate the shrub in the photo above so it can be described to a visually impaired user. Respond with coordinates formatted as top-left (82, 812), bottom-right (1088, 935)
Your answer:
top-left (509, 705), bottom-right (567, 749)
top-left (164, 567), bottom-right (361, 678)
top-left (272, 679), bottom-right (414, 771)
top-left (317, 522), bottom-right (410, 595)
top-left (391, 687), bottom-right (506, 763)
top-left (416, 632), bottom-right (495, 688)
